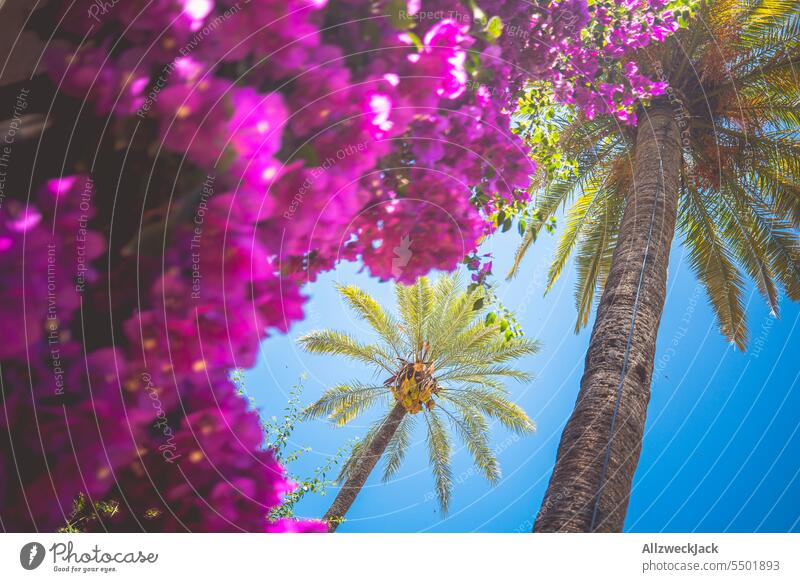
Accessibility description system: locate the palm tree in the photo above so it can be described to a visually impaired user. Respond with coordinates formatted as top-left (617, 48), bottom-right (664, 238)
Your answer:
top-left (510, 0), bottom-right (800, 531)
top-left (298, 275), bottom-right (537, 531)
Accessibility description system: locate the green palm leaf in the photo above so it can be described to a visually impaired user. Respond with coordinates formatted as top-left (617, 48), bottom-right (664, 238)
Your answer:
top-left (303, 381), bottom-right (389, 426)
top-left (424, 408), bottom-right (453, 514)
top-left (383, 414), bottom-right (415, 482)
top-left (337, 284), bottom-right (404, 357)
top-left (298, 329), bottom-right (393, 372)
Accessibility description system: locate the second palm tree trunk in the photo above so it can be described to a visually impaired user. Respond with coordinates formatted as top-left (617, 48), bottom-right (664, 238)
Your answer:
top-left (535, 99), bottom-right (682, 532)
top-left (324, 402), bottom-right (407, 531)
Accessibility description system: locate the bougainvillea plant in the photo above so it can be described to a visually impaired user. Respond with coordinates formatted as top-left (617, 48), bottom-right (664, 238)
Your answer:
top-left (0, 0), bottom-right (686, 531)
top-left (237, 373), bottom-right (353, 522)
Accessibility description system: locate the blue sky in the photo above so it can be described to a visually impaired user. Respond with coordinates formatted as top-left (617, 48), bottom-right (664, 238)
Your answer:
top-left (245, 228), bottom-right (800, 533)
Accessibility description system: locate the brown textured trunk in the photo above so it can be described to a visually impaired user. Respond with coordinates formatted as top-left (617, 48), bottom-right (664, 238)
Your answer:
top-left (324, 402), bottom-right (407, 532)
top-left (534, 99), bottom-right (681, 532)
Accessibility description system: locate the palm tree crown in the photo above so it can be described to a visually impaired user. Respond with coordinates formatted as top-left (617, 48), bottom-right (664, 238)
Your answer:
top-left (299, 275), bottom-right (537, 516)
top-left (513, 0), bottom-right (800, 348)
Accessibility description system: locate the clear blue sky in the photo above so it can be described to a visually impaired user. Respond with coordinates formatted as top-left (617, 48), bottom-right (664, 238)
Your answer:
top-left (245, 227), bottom-right (800, 532)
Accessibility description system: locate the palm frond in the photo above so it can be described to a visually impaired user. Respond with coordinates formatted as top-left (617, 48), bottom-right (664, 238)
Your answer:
top-left (508, 116), bottom-right (628, 279)
top-left (679, 185), bottom-right (748, 348)
top-left (429, 286), bottom-right (488, 365)
top-left (471, 336), bottom-right (542, 365)
top-left (444, 315), bottom-right (497, 357)
top-left (382, 414), bottom-right (416, 482)
top-left (424, 273), bottom-right (461, 352)
top-left (303, 381), bottom-right (389, 426)
top-left (439, 402), bottom-right (500, 484)
top-left (507, 223), bottom-right (538, 280)
top-left (740, 0), bottom-right (800, 45)
top-left (297, 329), bottom-right (393, 372)
top-left (336, 284), bottom-right (404, 357)
top-left (717, 175), bottom-right (780, 313)
top-left (439, 386), bottom-right (535, 435)
top-left (746, 199), bottom-right (800, 301)
top-left (396, 277), bottom-right (433, 357)
top-left (439, 364), bottom-right (533, 385)
top-left (573, 170), bottom-right (626, 330)
top-left (424, 408), bottom-right (453, 514)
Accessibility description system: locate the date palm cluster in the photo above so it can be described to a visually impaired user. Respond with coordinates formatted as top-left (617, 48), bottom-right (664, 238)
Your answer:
top-left (388, 353), bottom-right (439, 414)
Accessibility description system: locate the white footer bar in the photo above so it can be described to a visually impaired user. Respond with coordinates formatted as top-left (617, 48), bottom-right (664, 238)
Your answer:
top-left (1, 533), bottom-right (797, 580)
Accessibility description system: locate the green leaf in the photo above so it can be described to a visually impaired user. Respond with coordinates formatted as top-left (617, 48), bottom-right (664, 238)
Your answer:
top-left (485, 15), bottom-right (504, 42)
top-left (385, 0), bottom-right (415, 30)
top-left (404, 31), bottom-right (423, 51)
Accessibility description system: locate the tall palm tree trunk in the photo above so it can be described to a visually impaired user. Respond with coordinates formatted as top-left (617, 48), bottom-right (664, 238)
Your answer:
top-left (535, 99), bottom-right (682, 532)
top-left (324, 402), bottom-right (407, 531)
